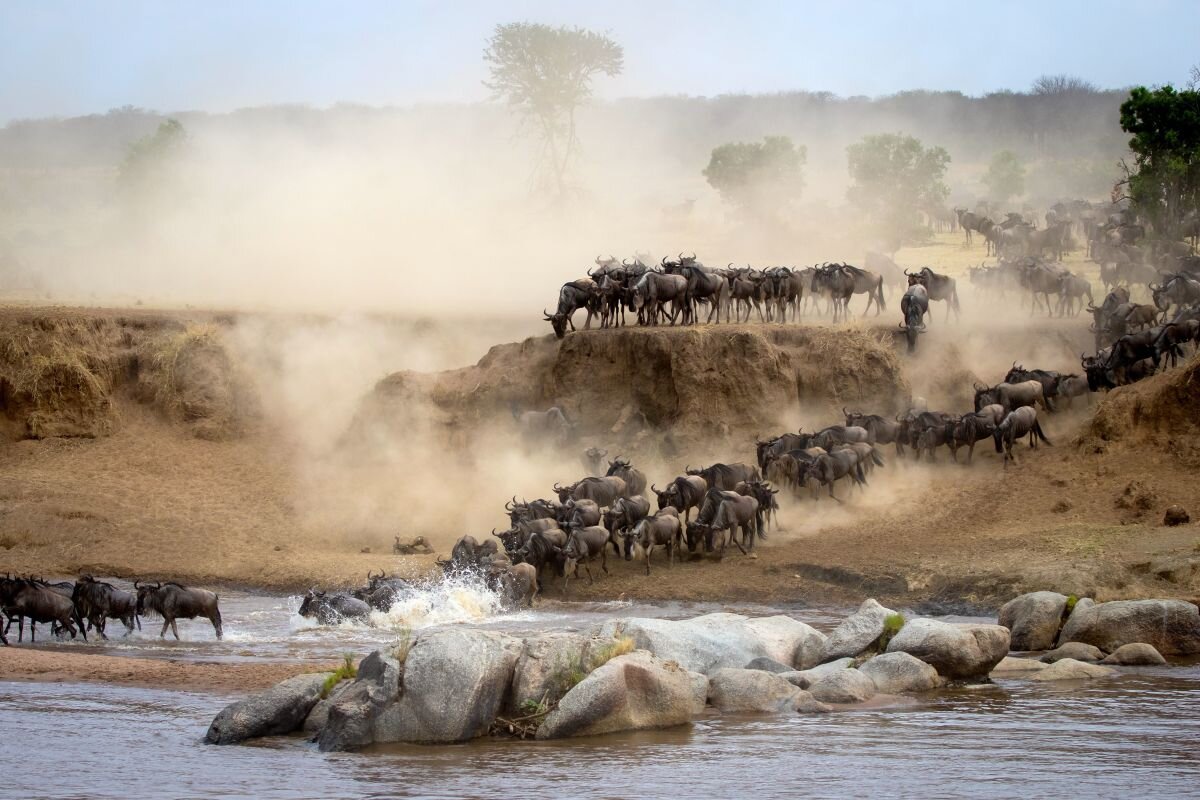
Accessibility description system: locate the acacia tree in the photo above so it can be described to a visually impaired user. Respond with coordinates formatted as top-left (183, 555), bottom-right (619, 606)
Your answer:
top-left (118, 118), bottom-right (187, 196)
top-left (483, 23), bottom-right (623, 198)
top-left (982, 150), bottom-right (1025, 205)
top-left (1117, 84), bottom-right (1200, 238)
top-left (702, 136), bottom-right (806, 221)
top-left (846, 133), bottom-right (950, 244)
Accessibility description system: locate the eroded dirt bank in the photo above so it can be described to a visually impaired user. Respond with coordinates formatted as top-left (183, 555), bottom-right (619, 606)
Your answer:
top-left (1, 306), bottom-right (1197, 609)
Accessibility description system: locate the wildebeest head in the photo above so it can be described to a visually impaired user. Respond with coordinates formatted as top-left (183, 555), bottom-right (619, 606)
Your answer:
top-left (551, 482), bottom-right (574, 504)
top-left (134, 581), bottom-right (161, 615)
top-left (650, 483), bottom-right (674, 511)
top-left (543, 309), bottom-right (568, 339)
top-left (605, 457), bottom-right (631, 476)
top-left (298, 588), bottom-right (325, 618)
top-left (973, 383), bottom-right (999, 412)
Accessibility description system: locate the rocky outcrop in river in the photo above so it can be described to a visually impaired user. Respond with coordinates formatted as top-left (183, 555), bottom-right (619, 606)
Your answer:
top-left (205, 595), bottom-right (1199, 751)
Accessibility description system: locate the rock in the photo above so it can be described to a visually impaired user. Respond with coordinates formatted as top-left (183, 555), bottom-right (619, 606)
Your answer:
top-left (373, 629), bottom-right (522, 744)
top-left (819, 599), bottom-right (897, 662)
top-left (536, 650), bottom-right (707, 739)
top-left (508, 631), bottom-right (591, 713)
top-left (998, 591), bottom-right (1069, 651)
top-left (794, 692), bottom-right (834, 714)
top-left (744, 656), bottom-right (795, 674)
top-left (1059, 599), bottom-right (1200, 655)
top-left (989, 656), bottom-right (1048, 676)
top-left (1040, 642), bottom-right (1105, 663)
top-left (707, 668), bottom-right (806, 712)
top-left (1163, 505), bottom-right (1190, 526)
top-left (1029, 658), bottom-right (1117, 682)
top-left (596, 613), bottom-right (827, 674)
top-left (808, 668), bottom-right (877, 704)
top-left (782, 657), bottom-right (854, 689)
top-left (1101, 642), bottom-right (1167, 666)
top-left (206, 672), bottom-right (330, 744)
top-left (886, 619), bottom-right (1010, 679)
top-left (317, 649), bottom-right (402, 752)
top-left (303, 679), bottom-right (353, 734)
top-left (858, 652), bottom-right (941, 694)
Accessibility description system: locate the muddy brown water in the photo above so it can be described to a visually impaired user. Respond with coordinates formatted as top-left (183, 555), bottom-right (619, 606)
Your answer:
top-left (5, 581), bottom-right (1200, 799)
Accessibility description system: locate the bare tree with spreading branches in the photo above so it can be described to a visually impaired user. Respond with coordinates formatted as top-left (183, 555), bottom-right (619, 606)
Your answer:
top-left (483, 23), bottom-right (623, 198)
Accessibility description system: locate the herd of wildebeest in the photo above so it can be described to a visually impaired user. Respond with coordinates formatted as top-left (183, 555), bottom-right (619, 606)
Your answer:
top-left (6, 200), bottom-right (1200, 640)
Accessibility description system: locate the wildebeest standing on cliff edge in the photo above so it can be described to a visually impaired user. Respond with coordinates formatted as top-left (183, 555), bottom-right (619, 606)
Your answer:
top-left (899, 283), bottom-right (928, 353)
top-left (135, 581), bottom-right (223, 639)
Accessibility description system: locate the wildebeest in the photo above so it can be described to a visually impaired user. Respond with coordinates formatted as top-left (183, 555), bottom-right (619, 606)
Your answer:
top-left (906, 267), bottom-right (960, 321)
top-left (993, 407), bottom-right (1052, 466)
top-left (514, 530), bottom-right (567, 587)
top-left (557, 497), bottom-right (602, 531)
top-left (1056, 273), bottom-right (1093, 317)
top-left (687, 491), bottom-right (760, 555)
top-left (944, 411), bottom-right (998, 464)
top-left (580, 447), bottom-right (608, 476)
top-left (686, 462), bottom-right (760, 491)
top-left (73, 575), bottom-right (139, 638)
top-left (561, 525), bottom-right (610, 593)
top-left (1056, 374), bottom-right (1091, 409)
top-left (1, 577), bottom-right (83, 643)
top-left (299, 589), bottom-right (372, 625)
top-left (798, 450), bottom-right (865, 500)
top-left (755, 432), bottom-right (810, 471)
top-left (736, 479), bottom-right (780, 532)
top-left (135, 582), bottom-right (223, 639)
top-left (973, 380), bottom-right (1048, 413)
top-left (604, 495), bottom-right (651, 554)
top-left (495, 562), bottom-right (538, 608)
top-left (650, 475), bottom-right (708, 523)
top-left (622, 508), bottom-right (682, 574)
top-left (1004, 364), bottom-right (1062, 410)
top-left (606, 457), bottom-right (647, 497)
top-left (544, 278), bottom-right (599, 338)
top-left (514, 406), bottom-right (574, 447)
top-left (632, 271), bottom-right (689, 325)
top-left (842, 410), bottom-right (902, 450)
top-left (353, 570), bottom-right (414, 611)
top-left (552, 475), bottom-right (627, 507)
top-left (899, 283), bottom-right (929, 353)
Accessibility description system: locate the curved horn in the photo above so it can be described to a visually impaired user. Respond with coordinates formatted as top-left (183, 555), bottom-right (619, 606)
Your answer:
top-left (688, 252), bottom-right (696, 260)
top-left (661, 256), bottom-right (669, 267)
top-left (842, 406), bottom-right (849, 417)
top-left (679, 252), bottom-right (686, 261)
top-left (595, 255), bottom-right (603, 265)
top-left (903, 268), bottom-right (911, 275)
top-left (650, 483), bottom-right (660, 494)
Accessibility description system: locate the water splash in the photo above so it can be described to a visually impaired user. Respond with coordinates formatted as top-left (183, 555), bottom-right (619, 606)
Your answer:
top-left (369, 571), bottom-right (504, 630)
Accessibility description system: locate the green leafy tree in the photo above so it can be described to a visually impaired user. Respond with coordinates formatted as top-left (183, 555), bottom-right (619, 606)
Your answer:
top-left (982, 150), bottom-right (1025, 205)
top-left (1118, 84), bottom-right (1200, 238)
top-left (118, 118), bottom-right (187, 195)
top-left (846, 133), bottom-right (950, 244)
top-left (702, 136), bottom-right (806, 220)
top-left (483, 23), bottom-right (623, 198)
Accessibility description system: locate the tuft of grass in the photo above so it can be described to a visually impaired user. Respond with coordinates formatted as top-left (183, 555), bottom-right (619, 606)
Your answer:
top-left (321, 653), bottom-right (357, 698)
top-left (550, 635), bottom-right (637, 696)
top-left (877, 612), bottom-right (906, 651)
top-left (391, 628), bottom-right (413, 663)
top-left (1065, 595), bottom-right (1079, 613)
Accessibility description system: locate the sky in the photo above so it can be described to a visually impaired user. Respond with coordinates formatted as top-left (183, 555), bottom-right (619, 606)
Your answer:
top-left (1, 0), bottom-right (1197, 122)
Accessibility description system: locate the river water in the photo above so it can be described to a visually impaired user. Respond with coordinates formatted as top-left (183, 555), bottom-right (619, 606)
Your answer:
top-left (4, 580), bottom-right (1200, 799)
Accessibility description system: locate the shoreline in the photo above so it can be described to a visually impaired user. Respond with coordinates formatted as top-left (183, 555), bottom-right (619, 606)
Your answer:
top-left (0, 648), bottom-right (338, 694)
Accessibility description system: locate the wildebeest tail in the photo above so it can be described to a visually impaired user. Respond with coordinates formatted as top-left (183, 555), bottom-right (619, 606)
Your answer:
top-left (993, 428), bottom-right (1004, 453)
top-left (1033, 420), bottom-right (1052, 446)
top-left (875, 276), bottom-right (886, 311)
top-left (870, 447), bottom-right (884, 467)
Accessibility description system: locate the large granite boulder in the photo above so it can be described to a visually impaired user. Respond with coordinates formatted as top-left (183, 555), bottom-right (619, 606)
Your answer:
top-left (373, 629), bottom-right (522, 744)
top-left (206, 672), bottom-right (330, 744)
top-left (989, 656), bottom-right (1048, 676)
top-left (1058, 600), bottom-right (1200, 655)
top-left (886, 619), bottom-right (1009, 679)
top-left (998, 592), bottom-right (1069, 651)
top-left (707, 668), bottom-right (806, 712)
top-left (782, 658), bottom-right (854, 689)
top-left (808, 668), bottom-right (877, 704)
top-left (536, 650), bottom-right (707, 739)
top-left (596, 613), bottom-right (826, 674)
top-left (819, 599), bottom-right (898, 662)
top-left (317, 649), bottom-right (402, 752)
top-left (858, 652), bottom-right (941, 694)
top-left (1029, 658), bottom-right (1117, 681)
top-left (508, 631), bottom-right (592, 713)
top-left (1101, 642), bottom-right (1167, 665)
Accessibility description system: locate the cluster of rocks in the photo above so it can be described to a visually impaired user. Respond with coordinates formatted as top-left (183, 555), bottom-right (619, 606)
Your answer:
top-left (205, 594), bottom-right (1200, 751)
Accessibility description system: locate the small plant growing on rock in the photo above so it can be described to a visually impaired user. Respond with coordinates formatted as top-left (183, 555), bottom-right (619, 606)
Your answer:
top-left (1065, 595), bottom-right (1079, 613)
top-left (878, 613), bottom-right (906, 650)
top-left (391, 628), bottom-right (414, 663)
top-left (321, 653), bottom-right (358, 698)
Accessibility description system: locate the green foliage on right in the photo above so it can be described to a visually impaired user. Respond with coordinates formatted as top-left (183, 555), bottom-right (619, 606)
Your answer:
top-left (846, 133), bottom-right (950, 246)
top-left (1118, 83), bottom-right (1200, 239)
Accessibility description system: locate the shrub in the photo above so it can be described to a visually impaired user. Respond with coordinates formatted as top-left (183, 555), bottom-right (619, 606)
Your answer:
top-left (878, 613), bottom-right (906, 650)
top-left (321, 653), bottom-right (357, 698)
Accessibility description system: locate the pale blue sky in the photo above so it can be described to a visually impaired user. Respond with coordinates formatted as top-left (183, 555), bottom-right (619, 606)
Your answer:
top-left (1, 0), bottom-right (1196, 121)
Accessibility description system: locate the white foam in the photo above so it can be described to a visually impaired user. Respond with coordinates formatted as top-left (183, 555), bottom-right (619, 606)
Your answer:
top-left (369, 572), bottom-right (504, 630)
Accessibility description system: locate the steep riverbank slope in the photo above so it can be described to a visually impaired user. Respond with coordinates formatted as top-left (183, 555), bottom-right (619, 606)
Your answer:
top-left (1, 305), bottom-right (1197, 608)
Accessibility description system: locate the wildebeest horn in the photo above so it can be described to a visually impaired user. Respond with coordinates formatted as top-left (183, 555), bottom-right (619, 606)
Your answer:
top-left (898, 323), bottom-right (906, 329)
top-left (687, 252), bottom-right (696, 260)
top-left (650, 483), bottom-right (660, 494)
top-left (903, 268), bottom-right (911, 275)
top-left (134, 580), bottom-right (141, 589)
top-left (622, 258), bottom-right (632, 267)
top-left (661, 256), bottom-right (669, 266)
top-left (842, 406), bottom-right (849, 417)
top-left (595, 255), bottom-right (603, 265)
top-left (543, 309), bottom-right (553, 319)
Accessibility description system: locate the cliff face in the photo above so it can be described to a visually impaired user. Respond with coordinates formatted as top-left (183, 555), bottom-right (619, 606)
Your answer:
top-left (361, 325), bottom-right (910, 449)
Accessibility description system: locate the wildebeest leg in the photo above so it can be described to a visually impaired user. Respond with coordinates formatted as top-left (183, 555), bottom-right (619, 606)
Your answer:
top-left (584, 562), bottom-right (594, 585)
top-left (600, 548), bottom-right (608, 575)
top-left (159, 618), bottom-right (170, 639)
